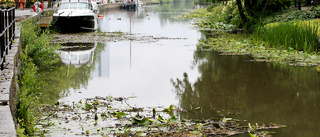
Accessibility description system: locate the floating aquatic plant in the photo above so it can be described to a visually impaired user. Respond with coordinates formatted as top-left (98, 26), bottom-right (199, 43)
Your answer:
top-left (35, 96), bottom-right (286, 136)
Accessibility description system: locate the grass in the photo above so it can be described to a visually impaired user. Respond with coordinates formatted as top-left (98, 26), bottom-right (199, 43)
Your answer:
top-left (254, 20), bottom-right (320, 53)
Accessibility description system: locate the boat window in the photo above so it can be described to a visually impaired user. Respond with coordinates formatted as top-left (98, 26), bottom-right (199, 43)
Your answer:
top-left (79, 0), bottom-right (89, 2)
top-left (60, 54), bottom-right (69, 60)
top-left (59, 3), bottom-right (69, 9)
top-left (79, 54), bottom-right (89, 60)
top-left (78, 3), bottom-right (90, 9)
top-left (71, 54), bottom-right (78, 60)
top-left (70, 3), bottom-right (77, 9)
top-left (61, 0), bottom-right (70, 3)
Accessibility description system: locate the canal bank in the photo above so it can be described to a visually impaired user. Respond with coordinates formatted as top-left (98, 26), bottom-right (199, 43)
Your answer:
top-left (0, 2), bottom-right (126, 136)
top-left (0, 6), bottom-right (39, 136)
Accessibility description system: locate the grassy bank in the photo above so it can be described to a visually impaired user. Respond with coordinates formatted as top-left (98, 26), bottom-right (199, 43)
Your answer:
top-left (17, 19), bottom-right (60, 136)
top-left (182, 2), bottom-right (320, 66)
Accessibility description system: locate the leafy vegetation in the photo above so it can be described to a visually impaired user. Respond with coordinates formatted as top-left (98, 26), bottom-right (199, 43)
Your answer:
top-left (17, 52), bottom-right (41, 135)
top-left (17, 19), bottom-right (60, 136)
top-left (185, 0), bottom-right (320, 31)
top-left (263, 6), bottom-right (320, 24)
top-left (182, 0), bottom-right (320, 56)
top-left (20, 19), bottom-right (60, 70)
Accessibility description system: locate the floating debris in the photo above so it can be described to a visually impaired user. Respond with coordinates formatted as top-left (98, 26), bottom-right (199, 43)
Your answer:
top-left (35, 96), bottom-right (286, 136)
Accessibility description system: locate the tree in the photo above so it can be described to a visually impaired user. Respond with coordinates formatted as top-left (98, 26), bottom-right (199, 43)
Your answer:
top-left (307, 0), bottom-right (312, 5)
top-left (235, 0), bottom-right (270, 25)
top-left (236, 0), bottom-right (247, 24)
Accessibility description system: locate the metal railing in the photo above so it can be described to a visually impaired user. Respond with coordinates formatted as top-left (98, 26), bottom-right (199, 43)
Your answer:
top-left (0, 7), bottom-right (15, 70)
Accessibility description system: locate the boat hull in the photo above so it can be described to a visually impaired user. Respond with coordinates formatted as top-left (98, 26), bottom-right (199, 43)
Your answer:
top-left (53, 15), bottom-right (98, 32)
top-left (121, 3), bottom-right (136, 9)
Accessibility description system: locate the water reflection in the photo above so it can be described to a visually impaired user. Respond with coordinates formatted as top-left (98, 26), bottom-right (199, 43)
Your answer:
top-left (58, 43), bottom-right (97, 67)
top-left (172, 50), bottom-right (320, 136)
top-left (38, 42), bottom-right (107, 104)
top-left (99, 3), bottom-right (197, 38)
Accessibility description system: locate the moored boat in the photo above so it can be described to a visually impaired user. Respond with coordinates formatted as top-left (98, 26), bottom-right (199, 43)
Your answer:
top-left (121, 0), bottom-right (139, 9)
top-left (52, 0), bottom-right (99, 31)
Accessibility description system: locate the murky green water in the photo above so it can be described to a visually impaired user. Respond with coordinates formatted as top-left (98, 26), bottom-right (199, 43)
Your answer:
top-left (41, 2), bottom-right (320, 136)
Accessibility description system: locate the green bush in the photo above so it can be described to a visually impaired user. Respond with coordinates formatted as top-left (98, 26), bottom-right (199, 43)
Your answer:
top-left (20, 19), bottom-right (60, 70)
top-left (17, 52), bottom-right (41, 135)
top-left (206, 5), bottom-right (214, 12)
top-left (263, 6), bottom-right (320, 25)
top-left (20, 19), bottom-right (40, 49)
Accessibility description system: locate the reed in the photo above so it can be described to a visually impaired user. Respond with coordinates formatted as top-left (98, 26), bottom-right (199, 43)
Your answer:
top-left (254, 20), bottom-right (320, 53)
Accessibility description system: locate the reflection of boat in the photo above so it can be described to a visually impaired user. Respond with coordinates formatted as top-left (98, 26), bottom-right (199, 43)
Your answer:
top-left (52, 0), bottom-right (99, 31)
top-left (58, 43), bottom-right (97, 67)
top-left (121, 0), bottom-right (141, 9)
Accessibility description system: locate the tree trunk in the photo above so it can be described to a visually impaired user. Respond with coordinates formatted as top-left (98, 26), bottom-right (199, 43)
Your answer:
top-left (236, 0), bottom-right (247, 24)
top-left (244, 0), bottom-right (251, 17)
top-left (306, 0), bottom-right (312, 5)
top-left (260, 0), bottom-right (269, 13)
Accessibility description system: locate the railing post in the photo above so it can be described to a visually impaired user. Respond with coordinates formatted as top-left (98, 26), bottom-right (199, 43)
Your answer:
top-left (9, 8), bottom-right (14, 50)
top-left (5, 9), bottom-right (8, 56)
top-left (0, 9), bottom-right (3, 70)
top-left (0, 8), bottom-right (15, 70)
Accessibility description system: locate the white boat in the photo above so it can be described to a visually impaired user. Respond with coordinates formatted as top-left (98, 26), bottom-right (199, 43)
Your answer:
top-left (52, 0), bottom-right (99, 31)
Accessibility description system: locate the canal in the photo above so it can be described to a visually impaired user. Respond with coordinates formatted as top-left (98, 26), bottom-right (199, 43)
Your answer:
top-left (40, 2), bottom-right (320, 136)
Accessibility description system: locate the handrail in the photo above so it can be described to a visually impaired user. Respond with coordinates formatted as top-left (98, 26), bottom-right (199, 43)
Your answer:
top-left (0, 7), bottom-right (15, 70)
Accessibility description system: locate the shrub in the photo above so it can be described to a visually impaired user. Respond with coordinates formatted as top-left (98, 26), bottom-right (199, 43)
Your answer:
top-left (20, 19), bottom-right (60, 70)
top-left (20, 19), bottom-right (41, 49)
top-left (17, 52), bottom-right (41, 135)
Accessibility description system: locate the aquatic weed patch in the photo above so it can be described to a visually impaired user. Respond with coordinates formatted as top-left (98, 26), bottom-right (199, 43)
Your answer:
top-left (51, 32), bottom-right (187, 43)
top-left (198, 33), bottom-right (320, 66)
top-left (35, 96), bottom-right (285, 136)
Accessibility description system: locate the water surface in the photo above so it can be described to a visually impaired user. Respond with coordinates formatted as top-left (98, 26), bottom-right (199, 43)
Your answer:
top-left (41, 3), bottom-right (320, 136)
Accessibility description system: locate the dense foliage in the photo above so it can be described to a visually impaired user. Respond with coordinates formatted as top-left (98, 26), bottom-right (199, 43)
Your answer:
top-left (17, 19), bottom-right (60, 136)
top-left (263, 6), bottom-right (320, 24)
top-left (20, 20), bottom-right (60, 70)
top-left (185, 0), bottom-right (320, 53)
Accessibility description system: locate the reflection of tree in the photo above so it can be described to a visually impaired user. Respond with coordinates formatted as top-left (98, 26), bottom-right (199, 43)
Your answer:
top-left (38, 43), bottom-right (106, 104)
top-left (172, 48), bottom-right (320, 136)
